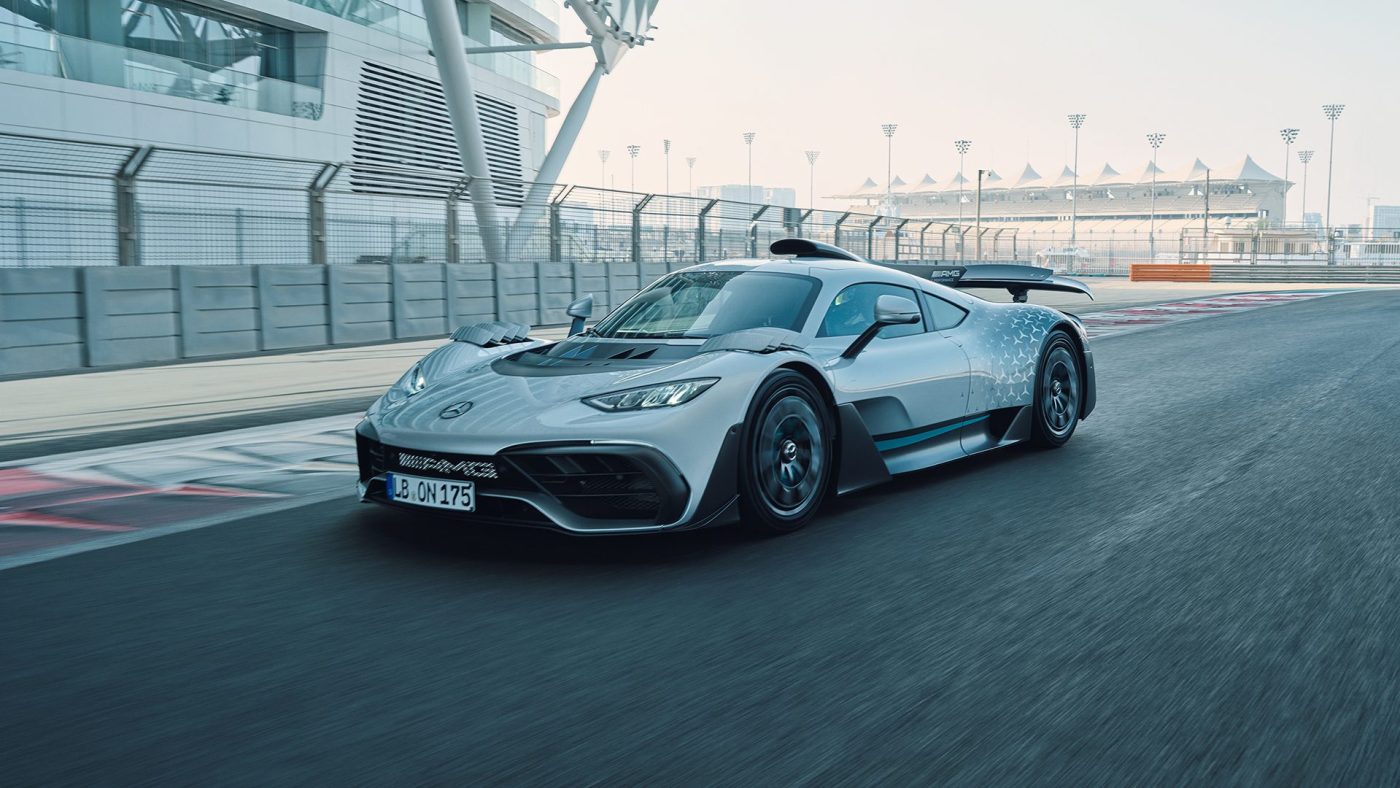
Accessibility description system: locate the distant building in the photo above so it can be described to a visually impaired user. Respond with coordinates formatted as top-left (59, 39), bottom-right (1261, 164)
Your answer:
top-left (835, 156), bottom-right (1288, 243)
top-left (1372, 205), bottom-right (1400, 237)
top-left (1303, 212), bottom-right (1323, 229)
top-left (696, 185), bottom-right (796, 206)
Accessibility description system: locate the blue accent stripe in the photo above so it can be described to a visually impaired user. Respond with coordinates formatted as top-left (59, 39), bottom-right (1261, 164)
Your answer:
top-left (874, 414), bottom-right (989, 452)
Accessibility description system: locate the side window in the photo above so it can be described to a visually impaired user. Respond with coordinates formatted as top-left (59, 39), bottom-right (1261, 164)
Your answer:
top-left (921, 291), bottom-right (968, 331)
top-left (818, 283), bottom-right (925, 339)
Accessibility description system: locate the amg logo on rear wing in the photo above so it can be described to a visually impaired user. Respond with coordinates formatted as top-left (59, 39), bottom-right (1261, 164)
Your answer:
top-left (924, 264), bottom-right (1093, 303)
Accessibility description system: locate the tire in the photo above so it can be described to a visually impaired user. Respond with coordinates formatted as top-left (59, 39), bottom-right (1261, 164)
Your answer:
top-left (1029, 330), bottom-right (1083, 448)
top-left (737, 370), bottom-right (834, 534)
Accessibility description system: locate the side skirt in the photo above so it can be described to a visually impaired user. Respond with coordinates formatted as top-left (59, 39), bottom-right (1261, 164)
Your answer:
top-left (962, 406), bottom-right (1033, 455)
top-left (836, 403), bottom-right (892, 495)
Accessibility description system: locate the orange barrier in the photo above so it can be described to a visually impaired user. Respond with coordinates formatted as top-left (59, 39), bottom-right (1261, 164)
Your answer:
top-left (1130, 264), bottom-right (1212, 282)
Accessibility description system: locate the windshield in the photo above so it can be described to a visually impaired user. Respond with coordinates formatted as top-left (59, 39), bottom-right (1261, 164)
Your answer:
top-left (590, 270), bottom-right (821, 339)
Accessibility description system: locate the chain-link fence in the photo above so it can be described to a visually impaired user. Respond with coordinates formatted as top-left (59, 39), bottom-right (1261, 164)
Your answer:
top-left (0, 131), bottom-right (1013, 270)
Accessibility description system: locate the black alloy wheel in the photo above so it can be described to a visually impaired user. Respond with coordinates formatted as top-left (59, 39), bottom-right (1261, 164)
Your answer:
top-left (738, 370), bottom-right (833, 534)
top-left (1030, 330), bottom-right (1082, 448)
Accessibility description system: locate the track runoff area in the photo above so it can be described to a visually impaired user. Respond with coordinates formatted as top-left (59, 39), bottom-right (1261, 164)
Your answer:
top-left (0, 288), bottom-right (1353, 569)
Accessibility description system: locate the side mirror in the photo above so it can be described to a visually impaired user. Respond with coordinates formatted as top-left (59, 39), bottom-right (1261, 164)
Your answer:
top-left (873, 294), bottom-right (921, 326)
top-left (566, 294), bottom-right (594, 336)
top-left (842, 295), bottom-right (921, 359)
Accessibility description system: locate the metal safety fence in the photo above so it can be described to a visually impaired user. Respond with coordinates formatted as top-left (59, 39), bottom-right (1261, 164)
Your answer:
top-left (0, 132), bottom-right (1020, 269)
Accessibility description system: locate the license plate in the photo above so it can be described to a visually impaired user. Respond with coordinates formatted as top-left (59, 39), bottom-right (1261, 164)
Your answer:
top-left (385, 472), bottom-right (476, 512)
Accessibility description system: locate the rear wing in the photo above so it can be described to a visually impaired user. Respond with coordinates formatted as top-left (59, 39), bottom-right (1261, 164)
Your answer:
top-left (925, 264), bottom-right (1093, 302)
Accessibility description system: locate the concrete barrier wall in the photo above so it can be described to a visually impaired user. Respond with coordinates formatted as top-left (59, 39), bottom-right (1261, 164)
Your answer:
top-left (1, 261), bottom-right (649, 377)
top-left (0, 268), bottom-right (85, 373)
top-left (84, 267), bottom-right (180, 368)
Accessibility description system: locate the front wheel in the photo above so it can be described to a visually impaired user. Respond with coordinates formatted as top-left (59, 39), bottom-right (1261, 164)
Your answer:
top-left (738, 371), bottom-right (833, 535)
top-left (1029, 330), bottom-right (1083, 448)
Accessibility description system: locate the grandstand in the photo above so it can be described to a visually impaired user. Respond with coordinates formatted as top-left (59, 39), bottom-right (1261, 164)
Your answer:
top-left (835, 156), bottom-right (1289, 264)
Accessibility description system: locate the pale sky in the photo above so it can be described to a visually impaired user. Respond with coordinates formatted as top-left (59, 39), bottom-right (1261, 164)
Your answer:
top-left (545, 0), bottom-right (1399, 225)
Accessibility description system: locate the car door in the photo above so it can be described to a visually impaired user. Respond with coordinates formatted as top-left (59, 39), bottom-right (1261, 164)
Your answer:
top-left (811, 282), bottom-right (972, 474)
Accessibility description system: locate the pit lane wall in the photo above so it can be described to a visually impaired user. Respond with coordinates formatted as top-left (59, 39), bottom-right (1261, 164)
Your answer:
top-left (0, 262), bottom-right (662, 376)
top-left (1130, 264), bottom-right (1400, 284)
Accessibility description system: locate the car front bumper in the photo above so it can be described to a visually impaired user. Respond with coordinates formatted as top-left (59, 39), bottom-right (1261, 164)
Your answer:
top-left (355, 419), bottom-right (741, 534)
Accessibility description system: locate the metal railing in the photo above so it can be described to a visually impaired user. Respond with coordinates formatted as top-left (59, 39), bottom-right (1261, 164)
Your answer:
top-left (0, 132), bottom-right (1016, 269)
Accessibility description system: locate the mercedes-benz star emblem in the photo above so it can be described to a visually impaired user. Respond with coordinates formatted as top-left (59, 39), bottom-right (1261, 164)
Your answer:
top-left (439, 401), bottom-right (473, 419)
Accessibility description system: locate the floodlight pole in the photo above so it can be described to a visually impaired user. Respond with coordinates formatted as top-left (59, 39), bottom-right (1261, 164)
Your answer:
top-left (686, 156), bottom-right (696, 196)
top-left (1068, 113), bottom-right (1085, 249)
top-left (743, 131), bottom-right (756, 202)
top-left (1203, 168), bottom-right (1211, 253)
top-left (626, 144), bottom-right (640, 191)
top-left (599, 149), bottom-right (610, 187)
top-left (882, 123), bottom-right (898, 213)
top-left (954, 139), bottom-right (971, 262)
top-left (1147, 132), bottom-right (1164, 260)
top-left (1322, 103), bottom-right (1344, 263)
top-left (663, 138), bottom-right (671, 195)
top-left (1298, 150), bottom-right (1314, 226)
top-left (804, 150), bottom-right (820, 210)
top-left (1279, 128), bottom-right (1298, 227)
top-left (975, 168), bottom-right (984, 261)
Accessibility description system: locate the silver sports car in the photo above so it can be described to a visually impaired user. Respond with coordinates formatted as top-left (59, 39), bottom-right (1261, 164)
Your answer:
top-left (356, 239), bottom-right (1095, 535)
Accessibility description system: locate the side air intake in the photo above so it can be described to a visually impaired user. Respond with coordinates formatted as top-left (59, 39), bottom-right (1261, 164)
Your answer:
top-left (769, 238), bottom-right (866, 263)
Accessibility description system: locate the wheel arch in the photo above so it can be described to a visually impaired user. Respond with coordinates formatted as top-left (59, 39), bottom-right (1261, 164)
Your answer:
top-left (772, 360), bottom-right (890, 496)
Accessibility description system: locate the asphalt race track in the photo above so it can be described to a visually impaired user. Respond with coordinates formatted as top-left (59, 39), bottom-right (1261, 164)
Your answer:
top-left (3, 290), bottom-right (1400, 784)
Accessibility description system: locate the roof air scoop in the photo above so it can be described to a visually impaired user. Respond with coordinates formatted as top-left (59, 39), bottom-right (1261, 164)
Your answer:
top-left (769, 238), bottom-right (866, 263)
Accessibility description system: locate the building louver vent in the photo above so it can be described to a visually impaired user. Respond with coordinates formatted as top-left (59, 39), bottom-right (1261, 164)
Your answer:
top-left (351, 60), bottom-right (525, 204)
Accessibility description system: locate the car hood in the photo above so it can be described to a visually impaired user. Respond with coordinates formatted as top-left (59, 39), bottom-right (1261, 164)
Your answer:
top-left (373, 340), bottom-right (720, 438)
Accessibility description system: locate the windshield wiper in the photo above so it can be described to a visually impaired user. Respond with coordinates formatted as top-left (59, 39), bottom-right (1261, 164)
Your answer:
top-left (605, 330), bottom-right (707, 339)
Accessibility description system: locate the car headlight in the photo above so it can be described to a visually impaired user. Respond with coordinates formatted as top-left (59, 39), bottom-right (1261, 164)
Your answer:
top-left (583, 378), bottom-right (718, 412)
top-left (383, 362), bottom-right (427, 407)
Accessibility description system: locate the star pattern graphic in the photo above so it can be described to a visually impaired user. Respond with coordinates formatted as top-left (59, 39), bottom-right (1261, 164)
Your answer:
top-left (960, 306), bottom-right (1064, 411)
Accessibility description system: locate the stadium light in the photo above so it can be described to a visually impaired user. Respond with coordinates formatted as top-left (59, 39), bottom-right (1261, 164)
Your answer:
top-left (626, 144), bottom-right (641, 191)
top-left (1147, 132), bottom-right (1166, 260)
top-left (1322, 104), bottom-right (1344, 253)
top-left (599, 149), bottom-right (610, 187)
top-left (954, 139), bottom-right (972, 260)
top-left (805, 150), bottom-right (821, 210)
top-left (1297, 149), bottom-right (1315, 225)
top-left (743, 131), bottom-right (757, 203)
top-left (1067, 114), bottom-right (1086, 249)
top-left (686, 156), bottom-right (697, 196)
top-left (1280, 128), bottom-right (1299, 226)
top-left (882, 124), bottom-right (898, 212)
top-left (662, 138), bottom-right (671, 195)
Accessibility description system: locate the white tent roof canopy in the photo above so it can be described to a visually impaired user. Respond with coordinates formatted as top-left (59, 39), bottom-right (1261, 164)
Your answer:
top-left (852, 177), bottom-right (881, 195)
top-left (1048, 166), bottom-right (1078, 188)
top-left (1134, 160), bottom-right (1167, 184)
top-left (1165, 158), bottom-right (1212, 183)
top-left (1216, 155), bottom-right (1283, 182)
top-left (1092, 163), bottom-right (1126, 186)
top-left (940, 170), bottom-right (972, 192)
top-left (901, 173), bottom-right (939, 193)
top-left (1013, 163), bottom-right (1043, 188)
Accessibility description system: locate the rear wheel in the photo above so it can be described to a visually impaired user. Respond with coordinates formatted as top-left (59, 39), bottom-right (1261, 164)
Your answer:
top-left (738, 371), bottom-right (833, 534)
top-left (1029, 331), bottom-right (1082, 448)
